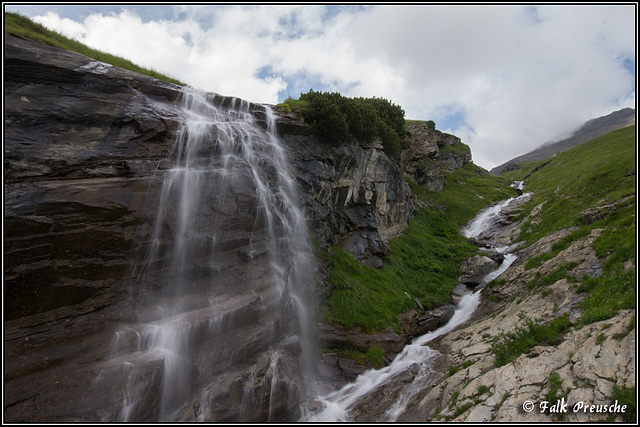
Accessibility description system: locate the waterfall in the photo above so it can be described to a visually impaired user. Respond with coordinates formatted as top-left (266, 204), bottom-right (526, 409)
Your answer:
top-left (104, 88), bottom-right (315, 421)
top-left (308, 192), bottom-right (529, 422)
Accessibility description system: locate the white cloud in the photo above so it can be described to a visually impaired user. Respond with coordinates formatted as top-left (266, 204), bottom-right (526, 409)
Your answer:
top-left (344, 5), bottom-right (635, 168)
top-left (29, 4), bottom-right (635, 169)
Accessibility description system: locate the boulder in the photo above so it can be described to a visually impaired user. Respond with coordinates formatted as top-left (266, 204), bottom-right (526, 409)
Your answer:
top-left (318, 323), bottom-right (405, 356)
top-left (459, 255), bottom-right (499, 286)
top-left (416, 305), bottom-right (456, 336)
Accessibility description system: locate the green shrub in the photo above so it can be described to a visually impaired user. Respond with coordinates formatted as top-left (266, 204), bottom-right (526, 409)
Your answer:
top-left (477, 385), bottom-right (491, 396)
top-left (453, 402), bottom-right (473, 418)
top-left (448, 365), bottom-right (460, 377)
top-left (287, 90), bottom-right (410, 157)
top-left (546, 372), bottom-right (567, 420)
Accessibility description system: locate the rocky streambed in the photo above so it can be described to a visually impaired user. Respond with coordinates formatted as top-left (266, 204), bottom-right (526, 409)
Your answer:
top-left (401, 199), bottom-right (636, 422)
top-left (306, 189), bottom-right (635, 423)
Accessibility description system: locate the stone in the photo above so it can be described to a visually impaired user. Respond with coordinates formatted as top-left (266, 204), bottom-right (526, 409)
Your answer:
top-left (415, 305), bottom-right (456, 336)
top-left (317, 323), bottom-right (405, 355)
top-left (316, 361), bottom-right (343, 379)
top-left (459, 255), bottom-right (499, 286)
top-left (466, 405), bottom-right (493, 422)
top-left (400, 122), bottom-right (471, 192)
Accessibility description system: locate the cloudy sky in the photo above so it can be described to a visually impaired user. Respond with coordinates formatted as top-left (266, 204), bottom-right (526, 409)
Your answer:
top-left (6, 3), bottom-right (636, 169)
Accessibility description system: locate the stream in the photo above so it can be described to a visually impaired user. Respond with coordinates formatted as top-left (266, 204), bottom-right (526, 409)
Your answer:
top-left (307, 191), bottom-right (530, 421)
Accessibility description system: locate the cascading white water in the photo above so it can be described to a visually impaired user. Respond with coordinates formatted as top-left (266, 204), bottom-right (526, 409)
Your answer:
top-left (461, 198), bottom-right (513, 240)
top-left (104, 88), bottom-right (315, 421)
top-left (308, 192), bottom-right (529, 422)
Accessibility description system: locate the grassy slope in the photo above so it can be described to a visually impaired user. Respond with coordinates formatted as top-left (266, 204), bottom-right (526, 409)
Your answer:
top-left (4, 12), bottom-right (185, 86)
top-left (326, 123), bottom-right (635, 335)
top-left (502, 125), bottom-right (636, 326)
top-left (326, 145), bottom-right (518, 333)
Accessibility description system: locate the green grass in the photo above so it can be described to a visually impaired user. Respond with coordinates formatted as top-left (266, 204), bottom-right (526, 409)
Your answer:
top-left (545, 372), bottom-right (567, 420)
top-left (447, 365), bottom-right (460, 377)
top-left (422, 162), bottom-right (519, 226)
top-left (406, 118), bottom-right (436, 129)
top-left (439, 142), bottom-right (472, 156)
top-left (326, 208), bottom-right (477, 332)
top-left (282, 97), bottom-right (311, 114)
top-left (502, 125), bottom-right (636, 245)
top-left (325, 137), bottom-right (517, 332)
top-left (525, 262), bottom-right (579, 291)
top-left (576, 269), bottom-right (635, 326)
top-left (453, 402), bottom-right (473, 418)
top-left (4, 12), bottom-right (185, 86)
top-left (491, 313), bottom-right (572, 367)
top-left (502, 125), bottom-right (636, 326)
top-left (326, 346), bottom-right (386, 367)
top-left (612, 385), bottom-right (636, 422)
top-left (523, 227), bottom-right (593, 270)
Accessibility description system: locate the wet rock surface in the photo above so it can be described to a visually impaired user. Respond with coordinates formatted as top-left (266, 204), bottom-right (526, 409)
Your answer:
top-left (318, 323), bottom-right (405, 356)
top-left (3, 33), bottom-right (415, 422)
top-left (459, 255), bottom-right (499, 286)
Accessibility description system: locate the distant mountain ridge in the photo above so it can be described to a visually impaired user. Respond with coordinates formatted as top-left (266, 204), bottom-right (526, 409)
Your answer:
top-left (490, 107), bottom-right (636, 175)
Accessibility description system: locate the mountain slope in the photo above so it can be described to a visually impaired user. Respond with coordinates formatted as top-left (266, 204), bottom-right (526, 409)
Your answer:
top-left (490, 108), bottom-right (636, 175)
top-left (409, 125), bottom-right (636, 422)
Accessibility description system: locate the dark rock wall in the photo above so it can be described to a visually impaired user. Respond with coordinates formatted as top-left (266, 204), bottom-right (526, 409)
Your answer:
top-left (4, 32), bottom-right (476, 421)
top-left (277, 118), bottom-right (414, 273)
top-left (4, 34), bottom-right (183, 322)
top-left (4, 33), bottom-right (186, 421)
top-left (3, 33), bottom-right (413, 421)
top-left (401, 121), bottom-right (472, 191)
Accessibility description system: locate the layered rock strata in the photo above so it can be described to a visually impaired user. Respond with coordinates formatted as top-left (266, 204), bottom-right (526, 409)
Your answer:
top-left (3, 33), bottom-right (415, 421)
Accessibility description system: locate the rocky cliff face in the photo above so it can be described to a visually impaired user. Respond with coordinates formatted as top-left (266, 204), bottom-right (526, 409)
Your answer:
top-left (3, 33), bottom-right (418, 421)
top-left (276, 116), bottom-right (414, 270)
top-left (401, 121), bottom-right (472, 191)
top-left (4, 33), bottom-right (183, 421)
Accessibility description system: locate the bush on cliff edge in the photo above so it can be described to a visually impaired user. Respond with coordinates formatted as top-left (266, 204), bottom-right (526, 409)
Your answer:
top-left (284, 90), bottom-right (410, 158)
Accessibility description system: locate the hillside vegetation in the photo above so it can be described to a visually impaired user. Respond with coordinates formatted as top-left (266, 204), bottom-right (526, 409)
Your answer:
top-left (491, 108), bottom-right (635, 175)
top-left (4, 12), bottom-right (185, 86)
top-left (502, 124), bottom-right (636, 326)
top-left (429, 124), bottom-right (636, 423)
top-left (324, 137), bottom-right (517, 333)
top-left (282, 91), bottom-right (410, 158)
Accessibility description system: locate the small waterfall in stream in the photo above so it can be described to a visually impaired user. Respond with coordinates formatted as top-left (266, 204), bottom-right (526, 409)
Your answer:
top-left (308, 192), bottom-right (530, 422)
top-left (103, 88), bottom-right (315, 421)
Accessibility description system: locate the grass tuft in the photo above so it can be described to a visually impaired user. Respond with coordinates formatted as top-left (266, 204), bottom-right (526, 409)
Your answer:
top-left (491, 313), bottom-right (572, 367)
top-left (5, 12), bottom-right (185, 86)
